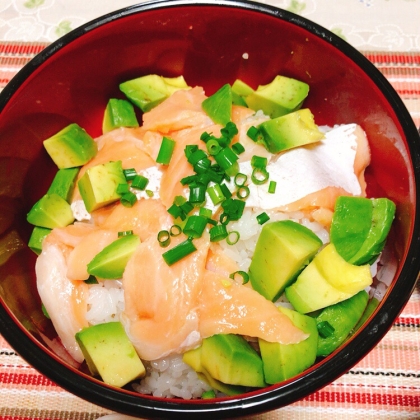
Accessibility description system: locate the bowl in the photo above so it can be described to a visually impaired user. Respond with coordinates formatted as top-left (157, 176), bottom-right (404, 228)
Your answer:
top-left (0, 0), bottom-right (419, 418)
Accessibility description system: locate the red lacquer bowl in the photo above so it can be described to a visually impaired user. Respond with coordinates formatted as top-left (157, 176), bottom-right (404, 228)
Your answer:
top-left (0, 1), bottom-right (419, 418)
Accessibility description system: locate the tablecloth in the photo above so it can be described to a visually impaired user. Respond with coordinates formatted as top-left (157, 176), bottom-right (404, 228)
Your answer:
top-left (0, 1), bottom-right (419, 419)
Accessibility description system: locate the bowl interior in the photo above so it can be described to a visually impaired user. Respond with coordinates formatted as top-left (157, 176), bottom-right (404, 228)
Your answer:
top-left (0, 1), bottom-right (419, 418)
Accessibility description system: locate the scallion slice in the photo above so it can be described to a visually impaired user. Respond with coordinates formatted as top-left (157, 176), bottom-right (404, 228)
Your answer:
top-left (251, 155), bottom-right (268, 169)
top-left (156, 136), bottom-right (176, 165)
top-left (123, 168), bottom-right (137, 181)
top-left (236, 185), bottom-right (250, 199)
top-left (317, 321), bottom-right (335, 338)
top-left (268, 180), bottom-right (277, 194)
top-left (207, 184), bottom-right (225, 205)
top-left (234, 172), bottom-right (247, 187)
top-left (251, 167), bottom-right (269, 185)
top-left (189, 184), bottom-right (206, 204)
top-left (214, 147), bottom-right (239, 171)
top-left (219, 212), bottom-right (230, 225)
top-left (116, 183), bottom-right (130, 195)
top-left (226, 230), bottom-right (240, 245)
top-left (183, 215), bottom-right (207, 238)
top-left (199, 207), bottom-right (213, 219)
top-left (193, 157), bottom-right (212, 174)
top-left (131, 174), bottom-right (149, 190)
top-left (118, 230), bottom-right (134, 237)
top-left (170, 225), bottom-right (182, 236)
top-left (209, 224), bottom-right (228, 242)
top-left (221, 198), bottom-right (245, 221)
top-left (120, 191), bottom-right (137, 207)
top-left (162, 239), bottom-right (197, 265)
top-left (188, 149), bottom-right (207, 165)
top-left (229, 270), bottom-right (250, 284)
top-left (157, 230), bottom-right (171, 247)
top-left (146, 189), bottom-right (154, 197)
top-left (231, 142), bottom-right (245, 155)
top-left (256, 211), bottom-right (270, 225)
top-left (246, 126), bottom-right (260, 142)
top-left (219, 183), bottom-right (232, 199)
top-left (206, 139), bottom-right (222, 156)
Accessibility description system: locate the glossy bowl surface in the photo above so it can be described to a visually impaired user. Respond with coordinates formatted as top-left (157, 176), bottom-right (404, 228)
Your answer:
top-left (0, 0), bottom-right (419, 418)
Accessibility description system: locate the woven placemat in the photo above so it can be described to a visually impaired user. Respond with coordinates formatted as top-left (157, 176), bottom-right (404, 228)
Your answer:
top-left (0, 43), bottom-right (419, 420)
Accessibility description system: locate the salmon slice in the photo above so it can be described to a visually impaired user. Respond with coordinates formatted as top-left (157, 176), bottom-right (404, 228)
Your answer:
top-left (98, 198), bottom-right (173, 242)
top-left (44, 222), bottom-right (96, 249)
top-left (72, 128), bottom-right (155, 202)
top-left (205, 243), bottom-right (240, 279)
top-left (198, 270), bottom-right (308, 344)
top-left (142, 87), bottom-right (211, 134)
top-left (121, 234), bottom-right (210, 360)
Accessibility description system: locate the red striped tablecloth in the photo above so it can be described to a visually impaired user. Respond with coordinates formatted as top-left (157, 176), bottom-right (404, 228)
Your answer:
top-left (0, 44), bottom-right (419, 420)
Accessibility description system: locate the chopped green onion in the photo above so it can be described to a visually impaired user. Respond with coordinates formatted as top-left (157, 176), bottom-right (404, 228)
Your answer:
top-left (251, 167), bottom-right (269, 185)
top-left (162, 239), bottom-right (197, 265)
top-left (229, 270), bottom-right (250, 284)
top-left (183, 215), bottom-right (207, 238)
top-left (200, 131), bottom-right (212, 143)
top-left (120, 191), bottom-right (137, 207)
top-left (221, 198), bottom-right (245, 221)
top-left (247, 125), bottom-right (260, 142)
top-left (234, 172), bottom-right (247, 187)
top-left (116, 183), bottom-right (130, 195)
top-left (184, 144), bottom-right (198, 159)
top-left (236, 185), bottom-right (250, 199)
top-left (189, 184), bottom-right (206, 204)
top-left (268, 180), bottom-right (277, 194)
top-left (174, 196), bottom-right (187, 206)
top-left (221, 121), bottom-right (238, 140)
top-left (180, 174), bottom-right (198, 186)
top-left (206, 139), bottom-right (222, 156)
top-left (123, 168), bottom-right (137, 181)
top-left (209, 224), bottom-right (228, 242)
top-left (158, 230), bottom-right (171, 247)
top-left (317, 321), bottom-right (335, 338)
top-left (231, 142), bottom-right (245, 155)
top-left (156, 136), bottom-right (176, 165)
top-left (193, 157), bottom-right (212, 174)
top-left (251, 155), bottom-right (268, 169)
top-left (207, 184), bottom-right (225, 205)
top-left (84, 275), bottom-right (99, 284)
top-left (188, 149), bottom-right (207, 165)
top-left (167, 203), bottom-right (183, 219)
top-left (180, 201), bottom-right (194, 215)
top-left (146, 189), bottom-right (154, 197)
top-left (219, 212), bottom-right (230, 225)
top-left (219, 183), bottom-right (232, 199)
top-left (131, 174), bottom-right (149, 190)
top-left (201, 390), bottom-right (216, 399)
top-left (118, 230), bottom-right (134, 237)
top-left (170, 225), bottom-right (182, 236)
top-left (199, 207), bottom-right (213, 219)
top-left (225, 161), bottom-right (239, 177)
top-left (214, 147), bottom-right (239, 171)
top-left (256, 212), bottom-right (270, 225)
top-left (226, 230), bottom-right (240, 245)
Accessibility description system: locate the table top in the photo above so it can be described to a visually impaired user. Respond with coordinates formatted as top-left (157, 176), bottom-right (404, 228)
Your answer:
top-left (0, 1), bottom-right (419, 419)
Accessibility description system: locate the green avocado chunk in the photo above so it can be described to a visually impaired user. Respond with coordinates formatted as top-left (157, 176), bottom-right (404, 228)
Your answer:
top-left (87, 233), bottom-right (140, 279)
top-left (183, 346), bottom-right (245, 396)
top-left (249, 220), bottom-right (323, 301)
top-left (28, 226), bottom-right (51, 254)
top-left (47, 167), bottom-right (80, 203)
top-left (257, 108), bottom-right (324, 154)
top-left (285, 243), bottom-right (372, 313)
top-left (259, 306), bottom-right (318, 384)
top-left (78, 160), bottom-right (127, 213)
top-left (75, 321), bottom-right (145, 388)
top-left (43, 123), bottom-right (97, 169)
top-left (315, 290), bottom-right (369, 357)
top-left (245, 75), bottom-right (309, 118)
top-left (120, 74), bottom-right (190, 113)
top-left (201, 84), bottom-right (232, 126)
top-left (200, 334), bottom-right (266, 388)
top-left (231, 79), bottom-right (254, 106)
top-left (27, 193), bottom-right (75, 229)
top-left (102, 98), bottom-right (139, 133)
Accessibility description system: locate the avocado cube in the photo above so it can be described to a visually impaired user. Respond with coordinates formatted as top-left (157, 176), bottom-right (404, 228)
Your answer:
top-left (200, 334), bottom-right (266, 388)
top-left (120, 74), bottom-right (190, 113)
top-left (232, 79), bottom-right (254, 106)
top-left (78, 160), bottom-right (127, 213)
top-left (245, 75), bottom-right (309, 118)
top-left (47, 167), bottom-right (80, 203)
top-left (315, 290), bottom-right (369, 357)
top-left (257, 108), bottom-right (324, 154)
top-left (249, 220), bottom-right (323, 302)
top-left (259, 306), bottom-right (318, 384)
top-left (28, 226), bottom-right (51, 254)
top-left (43, 123), bottom-right (97, 169)
top-left (75, 321), bottom-right (145, 388)
top-left (102, 98), bottom-right (139, 134)
top-left (201, 84), bottom-right (232, 126)
top-left (87, 233), bottom-right (140, 279)
top-left (27, 193), bottom-right (75, 229)
top-left (285, 244), bottom-right (372, 313)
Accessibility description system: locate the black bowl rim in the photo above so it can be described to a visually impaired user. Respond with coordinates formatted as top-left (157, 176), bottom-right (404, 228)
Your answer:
top-left (1, 0), bottom-right (420, 418)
